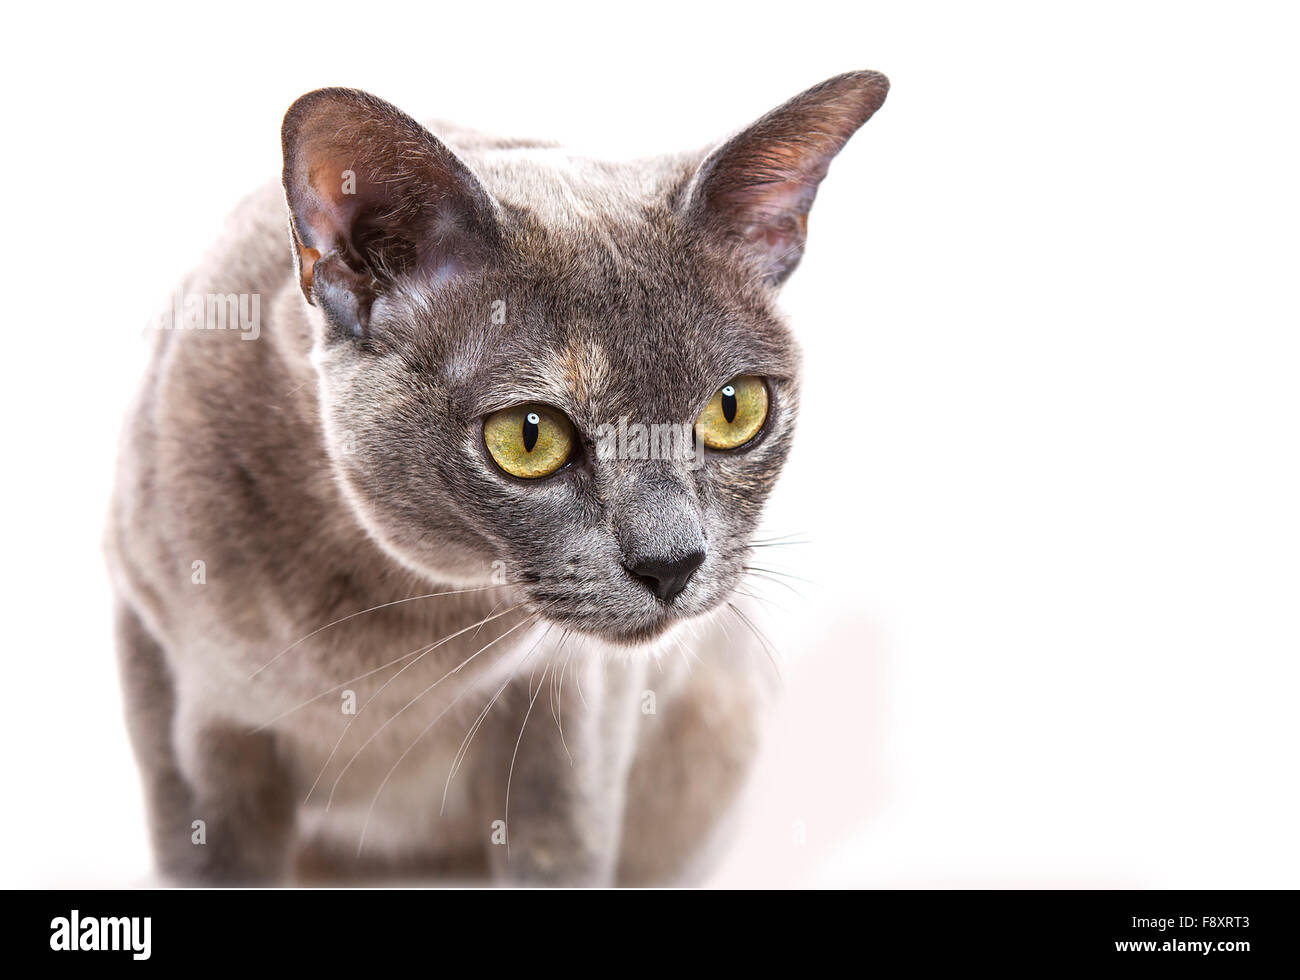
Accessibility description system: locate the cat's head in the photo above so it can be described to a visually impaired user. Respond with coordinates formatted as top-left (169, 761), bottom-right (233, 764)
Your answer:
top-left (280, 72), bottom-right (887, 644)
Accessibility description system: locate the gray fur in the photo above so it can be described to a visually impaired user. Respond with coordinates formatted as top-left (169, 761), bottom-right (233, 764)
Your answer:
top-left (106, 71), bottom-right (888, 885)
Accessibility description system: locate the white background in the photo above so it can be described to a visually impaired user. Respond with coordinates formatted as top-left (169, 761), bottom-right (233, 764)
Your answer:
top-left (2, 1), bottom-right (1297, 887)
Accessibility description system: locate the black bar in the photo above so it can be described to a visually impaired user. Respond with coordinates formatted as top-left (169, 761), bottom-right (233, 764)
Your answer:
top-left (6, 889), bottom-right (1290, 968)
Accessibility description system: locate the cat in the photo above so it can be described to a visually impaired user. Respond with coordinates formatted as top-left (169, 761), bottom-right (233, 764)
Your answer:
top-left (105, 70), bottom-right (889, 885)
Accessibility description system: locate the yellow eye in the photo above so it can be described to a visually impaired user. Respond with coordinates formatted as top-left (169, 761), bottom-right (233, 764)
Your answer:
top-left (484, 404), bottom-right (575, 479)
top-left (695, 376), bottom-right (768, 450)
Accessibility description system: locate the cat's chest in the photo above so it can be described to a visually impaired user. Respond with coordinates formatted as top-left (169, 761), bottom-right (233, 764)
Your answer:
top-left (171, 611), bottom-right (546, 854)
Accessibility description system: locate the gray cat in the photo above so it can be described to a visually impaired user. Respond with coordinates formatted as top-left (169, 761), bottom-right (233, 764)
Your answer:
top-left (106, 70), bottom-right (888, 885)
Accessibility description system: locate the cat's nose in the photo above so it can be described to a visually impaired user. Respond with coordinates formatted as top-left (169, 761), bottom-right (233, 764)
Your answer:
top-left (626, 550), bottom-right (706, 603)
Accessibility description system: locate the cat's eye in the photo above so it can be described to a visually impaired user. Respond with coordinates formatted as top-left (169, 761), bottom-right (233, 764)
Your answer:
top-left (483, 404), bottom-right (575, 479)
top-left (694, 375), bottom-right (769, 450)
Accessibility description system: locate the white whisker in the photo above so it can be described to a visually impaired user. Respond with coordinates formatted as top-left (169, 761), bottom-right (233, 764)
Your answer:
top-left (441, 625), bottom-right (552, 813)
top-left (301, 604), bottom-right (522, 805)
top-left (248, 584), bottom-right (499, 679)
top-left (353, 615), bottom-right (540, 858)
top-left (326, 615), bottom-right (533, 811)
top-left (729, 601), bottom-right (784, 684)
top-left (504, 662), bottom-right (551, 858)
top-left (552, 647), bottom-right (575, 766)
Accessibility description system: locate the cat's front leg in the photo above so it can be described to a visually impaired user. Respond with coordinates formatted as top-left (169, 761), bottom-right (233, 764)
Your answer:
top-left (472, 656), bottom-right (645, 886)
top-left (117, 602), bottom-right (297, 885)
top-left (167, 710), bottom-right (298, 885)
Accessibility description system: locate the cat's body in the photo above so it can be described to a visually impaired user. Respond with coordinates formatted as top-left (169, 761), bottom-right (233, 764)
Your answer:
top-left (107, 73), bottom-right (887, 885)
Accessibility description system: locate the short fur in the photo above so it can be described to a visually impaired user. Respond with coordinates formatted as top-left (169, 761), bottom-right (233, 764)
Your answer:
top-left (106, 71), bottom-right (888, 884)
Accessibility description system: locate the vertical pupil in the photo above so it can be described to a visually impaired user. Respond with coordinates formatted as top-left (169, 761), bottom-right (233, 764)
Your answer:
top-left (523, 412), bottom-right (540, 452)
top-left (721, 385), bottom-right (738, 424)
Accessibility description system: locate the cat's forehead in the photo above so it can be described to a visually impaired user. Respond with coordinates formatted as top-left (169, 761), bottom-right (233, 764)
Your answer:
top-left (462, 294), bottom-right (787, 423)
top-left (429, 237), bottom-right (793, 424)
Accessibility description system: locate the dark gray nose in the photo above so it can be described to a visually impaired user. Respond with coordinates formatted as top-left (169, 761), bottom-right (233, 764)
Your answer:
top-left (626, 550), bottom-right (705, 603)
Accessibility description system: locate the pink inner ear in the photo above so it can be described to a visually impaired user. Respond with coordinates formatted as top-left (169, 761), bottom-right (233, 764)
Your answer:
top-left (300, 154), bottom-right (367, 256)
top-left (745, 212), bottom-right (808, 253)
top-left (726, 177), bottom-right (819, 219)
top-left (716, 177), bottom-right (819, 266)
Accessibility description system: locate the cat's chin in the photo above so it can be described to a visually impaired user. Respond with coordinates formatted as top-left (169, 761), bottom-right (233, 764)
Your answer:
top-left (538, 602), bottom-right (722, 651)
top-left (595, 619), bottom-right (683, 648)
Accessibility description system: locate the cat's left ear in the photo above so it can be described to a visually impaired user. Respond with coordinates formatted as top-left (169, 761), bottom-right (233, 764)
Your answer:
top-left (683, 70), bottom-right (889, 285)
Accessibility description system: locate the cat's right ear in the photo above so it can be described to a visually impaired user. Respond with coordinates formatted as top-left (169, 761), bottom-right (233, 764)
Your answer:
top-left (683, 70), bottom-right (889, 286)
top-left (281, 88), bottom-right (501, 338)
